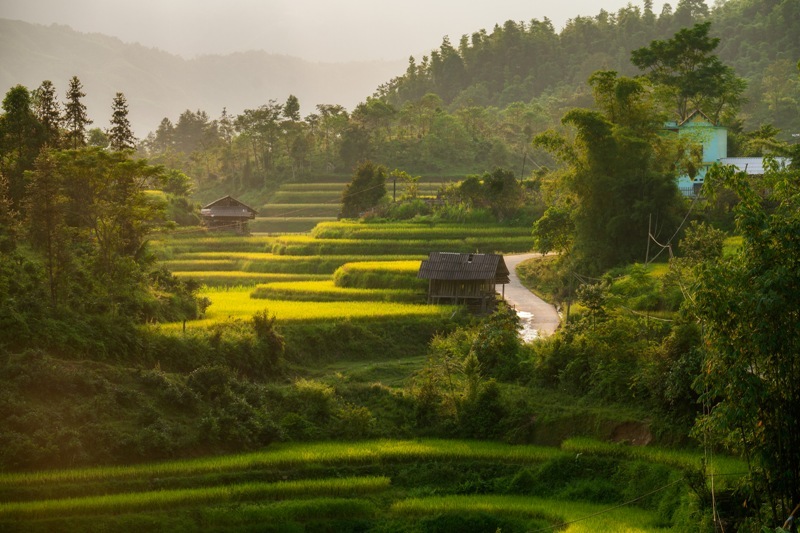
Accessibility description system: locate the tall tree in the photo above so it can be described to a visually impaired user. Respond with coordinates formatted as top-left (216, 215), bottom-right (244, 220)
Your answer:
top-left (57, 148), bottom-right (163, 284)
top-left (63, 76), bottom-right (91, 149)
top-left (108, 92), bottom-right (135, 151)
top-left (33, 80), bottom-right (61, 147)
top-left (0, 173), bottom-right (18, 252)
top-left (533, 71), bottom-right (682, 273)
top-left (283, 94), bottom-right (301, 122)
top-left (340, 160), bottom-right (386, 218)
top-left (315, 104), bottom-right (348, 170)
top-left (630, 22), bottom-right (745, 123)
top-left (25, 149), bottom-right (70, 306)
top-left (0, 85), bottom-right (43, 208)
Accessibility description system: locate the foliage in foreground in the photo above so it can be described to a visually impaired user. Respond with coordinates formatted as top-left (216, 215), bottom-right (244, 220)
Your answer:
top-left (689, 157), bottom-right (800, 526)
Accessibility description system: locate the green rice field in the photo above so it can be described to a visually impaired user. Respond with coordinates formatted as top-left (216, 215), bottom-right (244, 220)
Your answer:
top-left (154, 217), bottom-right (532, 329)
top-left (250, 280), bottom-right (422, 302)
top-left (0, 438), bottom-right (743, 531)
top-left (249, 216), bottom-right (336, 233)
top-left (259, 203), bottom-right (341, 217)
top-left (164, 286), bottom-right (452, 329)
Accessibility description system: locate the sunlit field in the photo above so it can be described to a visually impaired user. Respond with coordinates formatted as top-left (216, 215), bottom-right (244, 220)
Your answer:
top-left (164, 286), bottom-right (453, 329)
top-left (334, 260), bottom-right (422, 273)
top-left (311, 220), bottom-right (533, 240)
top-left (270, 235), bottom-right (533, 255)
top-left (249, 216), bottom-right (336, 233)
top-left (0, 477), bottom-right (389, 519)
top-left (250, 280), bottom-right (421, 302)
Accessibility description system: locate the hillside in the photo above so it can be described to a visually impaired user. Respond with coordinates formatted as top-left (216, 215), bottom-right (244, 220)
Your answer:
top-left (0, 18), bottom-right (405, 136)
top-left (379, 0), bottom-right (800, 137)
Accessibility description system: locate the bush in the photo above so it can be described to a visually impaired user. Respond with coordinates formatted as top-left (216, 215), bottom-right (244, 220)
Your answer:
top-left (383, 199), bottom-right (433, 220)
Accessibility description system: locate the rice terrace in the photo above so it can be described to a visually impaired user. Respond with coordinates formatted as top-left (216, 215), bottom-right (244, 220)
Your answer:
top-left (3, 0), bottom-right (800, 531)
top-left (0, 203), bottom-right (755, 531)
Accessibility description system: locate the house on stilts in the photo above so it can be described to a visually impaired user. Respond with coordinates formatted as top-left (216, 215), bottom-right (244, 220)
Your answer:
top-left (417, 252), bottom-right (510, 313)
top-left (200, 195), bottom-right (258, 234)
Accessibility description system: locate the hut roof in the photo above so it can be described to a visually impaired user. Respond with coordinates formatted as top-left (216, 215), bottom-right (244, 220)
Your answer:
top-left (200, 195), bottom-right (257, 218)
top-left (418, 252), bottom-right (510, 284)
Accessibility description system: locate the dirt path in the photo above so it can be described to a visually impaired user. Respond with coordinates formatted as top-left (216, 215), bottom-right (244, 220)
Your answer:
top-left (496, 253), bottom-right (560, 340)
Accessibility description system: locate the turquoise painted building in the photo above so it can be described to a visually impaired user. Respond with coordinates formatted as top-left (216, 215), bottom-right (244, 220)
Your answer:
top-left (667, 110), bottom-right (728, 196)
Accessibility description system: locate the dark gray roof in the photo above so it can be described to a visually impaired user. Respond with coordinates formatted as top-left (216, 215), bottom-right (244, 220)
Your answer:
top-left (201, 195), bottom-right (257, 218)
top-left (418, 252), bottom-right (510, 284)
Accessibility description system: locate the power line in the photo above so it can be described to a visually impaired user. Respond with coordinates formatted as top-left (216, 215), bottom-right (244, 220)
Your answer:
top-left (646, 192), bottom-right (701, 265)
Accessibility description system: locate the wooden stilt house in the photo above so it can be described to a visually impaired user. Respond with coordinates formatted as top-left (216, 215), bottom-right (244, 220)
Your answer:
top-left (417, 252), bottom-right (510, 313)
top-left (200, 195), bottom-right (258, 234)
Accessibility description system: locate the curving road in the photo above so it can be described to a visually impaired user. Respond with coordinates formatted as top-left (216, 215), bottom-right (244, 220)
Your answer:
top-left (496, 253), bottom-right (560, 340)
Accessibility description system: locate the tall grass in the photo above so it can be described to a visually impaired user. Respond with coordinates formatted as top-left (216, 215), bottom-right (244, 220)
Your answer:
top-left (0, 477), bottom-right (389, 519)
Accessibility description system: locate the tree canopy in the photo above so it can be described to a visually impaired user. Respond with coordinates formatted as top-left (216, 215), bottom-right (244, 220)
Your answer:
top-left (533, 72), bottom-right (683, 273)
top-left (340, 160), bottom-right (387, 218)
top-left (631, 21), bottom-right (745, 123)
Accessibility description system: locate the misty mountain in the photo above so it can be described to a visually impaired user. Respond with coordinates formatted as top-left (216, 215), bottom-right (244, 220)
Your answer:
top-left (0, 18), bottom-right (405, 136)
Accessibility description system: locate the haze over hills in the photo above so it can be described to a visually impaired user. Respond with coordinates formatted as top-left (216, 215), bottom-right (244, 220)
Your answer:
top-left (0, 18), bottom-right (406, 136)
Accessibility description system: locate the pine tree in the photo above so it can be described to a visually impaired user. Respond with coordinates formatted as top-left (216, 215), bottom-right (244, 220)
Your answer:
top-left (108, 92), bottom-right (135, 151)
top-left (0, 85), bottom-right (43, 207)
top-left (34, 80), bottom-right (61, 147)
top-left (63, 76), bottom-right (91, 149)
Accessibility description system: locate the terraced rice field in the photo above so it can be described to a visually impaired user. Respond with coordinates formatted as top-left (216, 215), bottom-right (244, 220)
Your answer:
top-left (164, 287), bottom-right (450, 329)
top-left (0, 438), bottom-right (744, 531)
top-left (156, 216), bottom-right (532, 330)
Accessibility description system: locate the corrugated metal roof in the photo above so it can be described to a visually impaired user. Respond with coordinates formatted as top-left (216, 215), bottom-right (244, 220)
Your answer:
top-left (418, 252), bottom-right (510, 284)
top-left (718, 157), bottom-right (791, 175)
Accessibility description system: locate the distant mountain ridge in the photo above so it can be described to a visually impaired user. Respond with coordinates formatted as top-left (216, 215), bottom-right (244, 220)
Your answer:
top-left (0, 18), bottom-right (405, 136)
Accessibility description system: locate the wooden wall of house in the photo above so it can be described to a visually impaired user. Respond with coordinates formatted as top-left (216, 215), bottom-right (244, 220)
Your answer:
top-left (428, 279), bottom-right (494, 299)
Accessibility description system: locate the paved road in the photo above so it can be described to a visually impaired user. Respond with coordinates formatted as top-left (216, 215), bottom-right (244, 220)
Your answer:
top-left (496, 253), bottom-right (560, 340)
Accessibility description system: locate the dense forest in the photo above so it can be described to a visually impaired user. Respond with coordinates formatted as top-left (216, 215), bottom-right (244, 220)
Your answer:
top-left (125, 0), bottom-right (800, 204)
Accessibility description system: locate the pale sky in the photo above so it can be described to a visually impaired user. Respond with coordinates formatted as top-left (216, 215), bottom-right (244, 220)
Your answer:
top-left (0, 0), bottom-right (670, 62)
